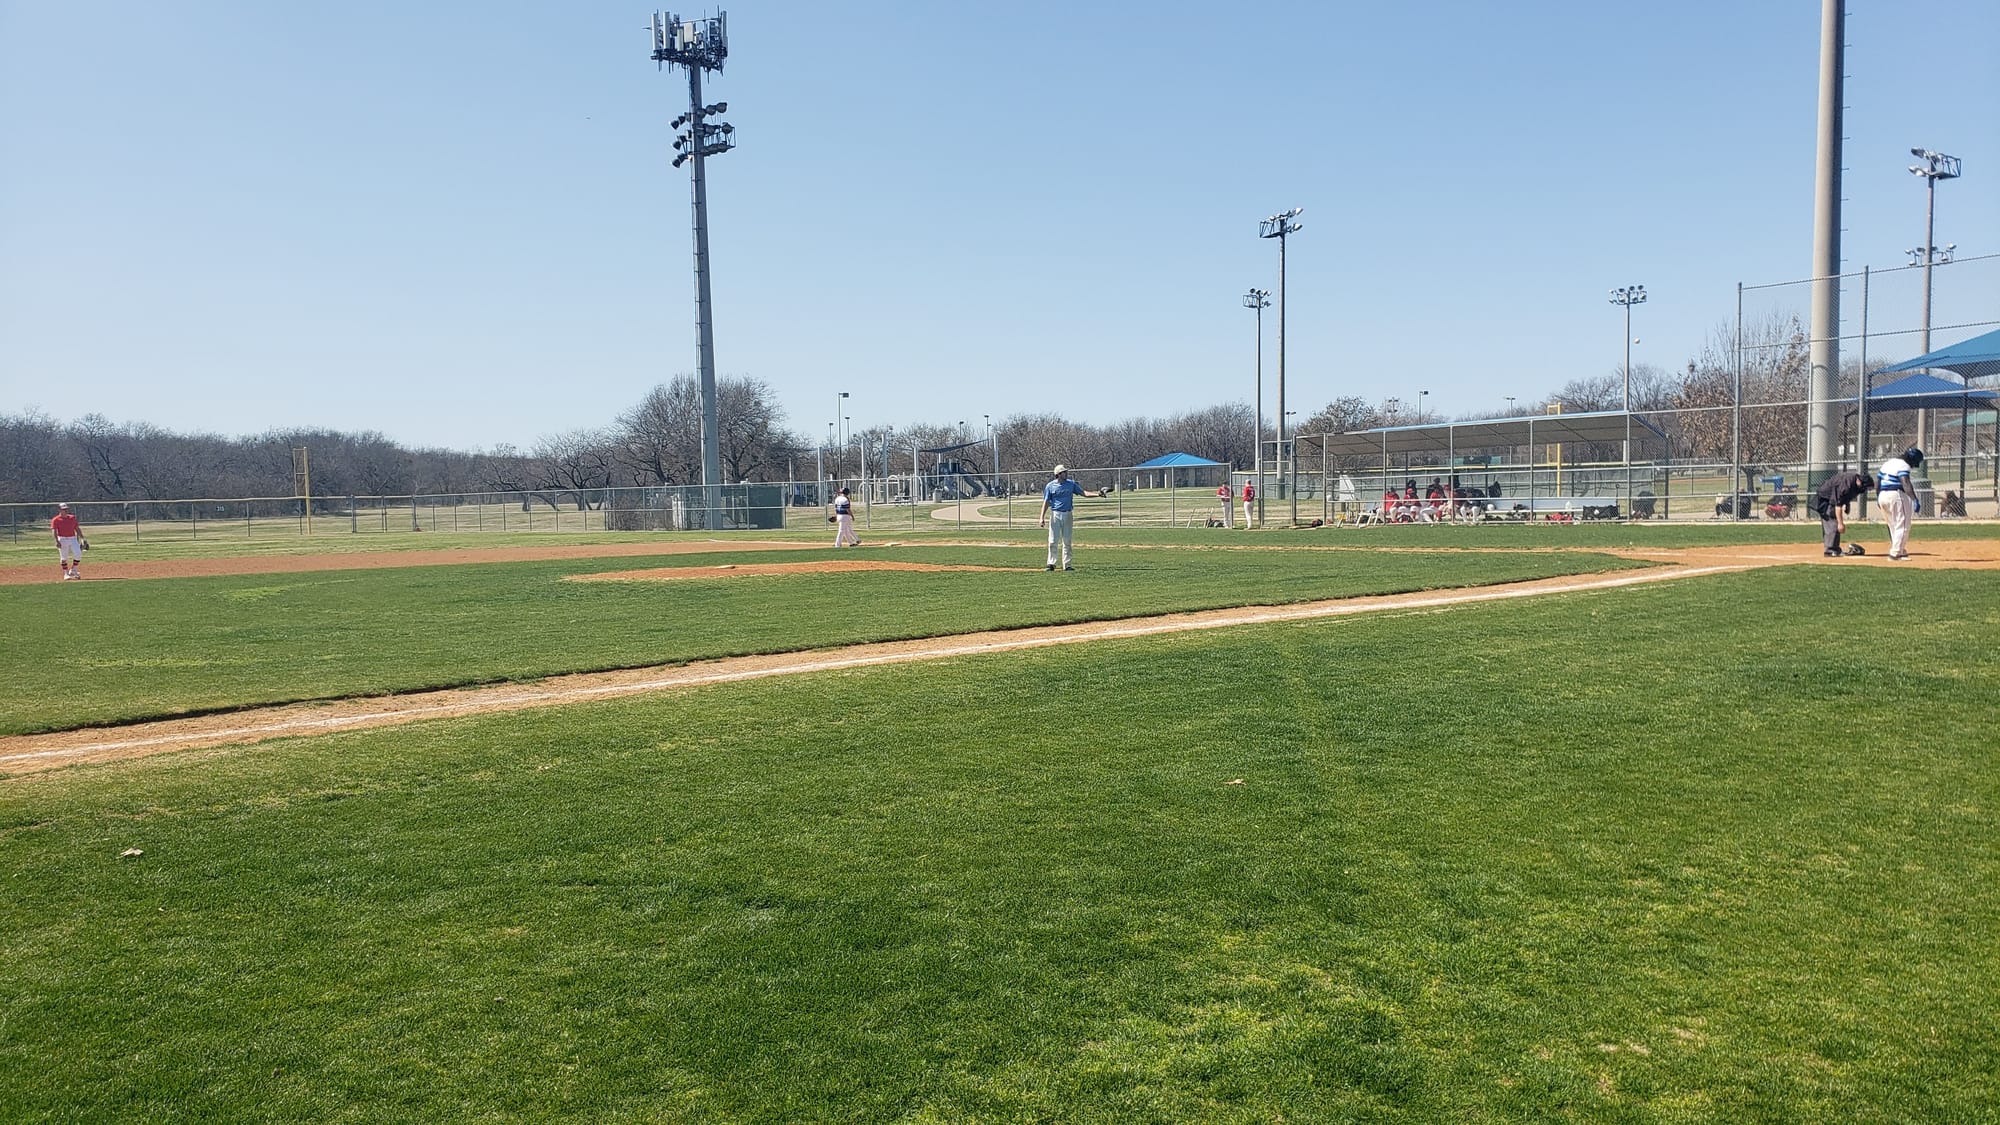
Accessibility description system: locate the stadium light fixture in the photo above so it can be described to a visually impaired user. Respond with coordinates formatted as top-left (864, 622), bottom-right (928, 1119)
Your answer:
top-left (1609, 285), bottom-right (1648, 512)
top-left (1908, 148), bottom-right (1962, 354)
top-left (1259, 209), bottom-right (1304, 525)
top-left (650, 10), bottom-right (735, 527)
top-left (1241, 287), bottom-right (1272, 514)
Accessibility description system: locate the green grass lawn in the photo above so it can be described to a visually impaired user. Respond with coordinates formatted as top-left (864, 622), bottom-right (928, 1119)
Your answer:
top-left (4, 514), bottom-right (1995, 568)
top-left (0, 546), bottom-right (1640, 736)
top-left (2, 566), bottom-right (1995, 1121)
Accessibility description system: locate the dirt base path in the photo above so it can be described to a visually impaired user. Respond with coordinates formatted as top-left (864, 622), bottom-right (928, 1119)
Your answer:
top-left (0, 539), bottom-right (841, 585)
top-left (4, 539), bottom-right (1994, 777)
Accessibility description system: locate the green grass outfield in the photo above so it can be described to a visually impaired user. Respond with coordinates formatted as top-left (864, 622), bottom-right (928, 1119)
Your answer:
top-left (0, 544), bottom-right (1643, 736)
top-left (4, 516), bottom-right (1998, 566)
top-left (2, 565), bottom-right (1996, 1121)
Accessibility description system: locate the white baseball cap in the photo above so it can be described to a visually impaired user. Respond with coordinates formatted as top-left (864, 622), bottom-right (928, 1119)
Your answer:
top-left (57, 502), bottom-right (70, 509)
top-left (1052, 464), bottom-right (1068, 476)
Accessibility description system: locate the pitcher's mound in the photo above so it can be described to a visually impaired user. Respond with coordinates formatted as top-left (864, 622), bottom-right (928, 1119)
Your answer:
top-left (572, 560), bottom-right (1019, 582)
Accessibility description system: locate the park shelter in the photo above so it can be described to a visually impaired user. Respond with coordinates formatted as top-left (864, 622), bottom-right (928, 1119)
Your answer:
top-left (1131, 452), bottom-right (1228, 489)
top-left (1873, 325), bottom-right (2000, 381)
top-left (1313, 410), bottom-right (1670, 463)
top-left (1853, 368), bottom-right (2000, 499)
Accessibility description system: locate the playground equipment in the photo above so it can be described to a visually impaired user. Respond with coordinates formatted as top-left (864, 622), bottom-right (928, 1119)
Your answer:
top-left (914, 439), bottom-right (997, 501)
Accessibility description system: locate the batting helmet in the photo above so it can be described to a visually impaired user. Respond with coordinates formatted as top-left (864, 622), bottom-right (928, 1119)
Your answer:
top-left (1903, 447), bottom-right (1925, 468)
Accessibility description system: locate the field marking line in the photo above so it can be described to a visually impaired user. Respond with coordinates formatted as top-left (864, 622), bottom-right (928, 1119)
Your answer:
top-left (0, 563), bottom-right (1743, 768)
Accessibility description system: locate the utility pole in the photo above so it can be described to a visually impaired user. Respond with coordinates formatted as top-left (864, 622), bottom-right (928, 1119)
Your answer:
top-left (650, 12), bottom-right (735, 529)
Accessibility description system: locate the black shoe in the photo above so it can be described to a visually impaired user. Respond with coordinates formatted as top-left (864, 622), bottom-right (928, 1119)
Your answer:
top-left (1063, 566), bottom-right (1074, 571)
top-left (1045, 564), bottom-right (1055, 571)
top-left (1824, 549), bottom-right (1841, 557)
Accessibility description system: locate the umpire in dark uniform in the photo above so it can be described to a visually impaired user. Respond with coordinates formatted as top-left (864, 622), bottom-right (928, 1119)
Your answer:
top-left (1814, 470), bottom-right (1871, 557)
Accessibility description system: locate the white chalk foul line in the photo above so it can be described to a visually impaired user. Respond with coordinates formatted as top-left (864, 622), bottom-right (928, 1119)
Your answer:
top-left (2, 564), bottom-right (1742, 765)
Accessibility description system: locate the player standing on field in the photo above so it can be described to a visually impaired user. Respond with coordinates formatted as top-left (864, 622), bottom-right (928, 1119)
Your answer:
top-left (831, 486), bottom-right (860, 547)
top-left (1217, 480), bottom-right (1234, 528)
top-left (1876, 447), bottom-right (1923, 560)
top-left (51, 502), bottom-right (84, 580)
top-left (1039, 464), bottom-right (1106, 571)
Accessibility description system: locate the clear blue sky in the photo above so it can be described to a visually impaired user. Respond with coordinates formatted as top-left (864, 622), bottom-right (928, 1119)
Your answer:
top-left (3, 0), bottom-right (1996, 450)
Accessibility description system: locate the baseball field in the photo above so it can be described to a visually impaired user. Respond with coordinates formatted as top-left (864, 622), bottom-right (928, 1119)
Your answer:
top-left (2, 522), bottom-right (1997, 1121)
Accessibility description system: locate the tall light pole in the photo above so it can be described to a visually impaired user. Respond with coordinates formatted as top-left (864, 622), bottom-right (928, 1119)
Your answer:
top-left (651, 12), bottom-right (735, 529)
top-left (1908, 148), bottom-right (1962, 355)
top-left (1610, 285), bottom-right (1647, 513)
top-left (1417, 390), bottom-right (1430, 425)
top-left (985, 414), bottom-right (998, 492)
top-left (1260, 207), bottom-right (1303, 525)
top-left (1242, 288), bottom-right (1270, 522)
top-left (833, 391), bottom-right (849, 478)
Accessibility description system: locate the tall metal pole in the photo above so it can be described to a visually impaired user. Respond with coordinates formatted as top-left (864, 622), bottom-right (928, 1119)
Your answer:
top-left (1733, 282), bottom-right (1743, 521)
top-left (652, 12), bottom-right (734, 528)
top-left (1278, 235), bottom-right (1290, 525)
top-left (1623, 298), bottom-right (1632, 510)
top-left (1908, 148), bottom-right (1961, 454)
top-left (1243, 288), bottom-right (1269, 524)
top-left (687, 63), bottom-right (722, 527)
top-left (1805, 0), bottom-right (1843, 482)
top-left (1858, 266), bottom-right (1871, 481)
top-left (1260, 208), bottom-right (1303, 525)
top-left (1610, 286), bottom-right (1646, 516)
top-left (1922, 173), bottom-right (1937, 354)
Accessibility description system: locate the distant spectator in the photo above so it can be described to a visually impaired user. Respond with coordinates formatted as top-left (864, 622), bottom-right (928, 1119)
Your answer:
top-left (1940, 490), bottom-right (1968, 518)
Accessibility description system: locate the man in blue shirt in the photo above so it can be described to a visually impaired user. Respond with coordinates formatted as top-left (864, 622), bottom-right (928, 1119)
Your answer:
top-left (1876, 447), bottom-right (1923, 560)
top-left (1039, 464), bottom-right (1108, 571)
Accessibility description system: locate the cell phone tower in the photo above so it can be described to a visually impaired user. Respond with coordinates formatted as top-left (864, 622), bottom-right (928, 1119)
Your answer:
top-left (650, 11), bottom-right (735, 528)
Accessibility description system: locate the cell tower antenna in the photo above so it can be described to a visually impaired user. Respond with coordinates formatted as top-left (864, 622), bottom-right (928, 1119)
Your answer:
top-left (650, 11), bottom-right (736, 528)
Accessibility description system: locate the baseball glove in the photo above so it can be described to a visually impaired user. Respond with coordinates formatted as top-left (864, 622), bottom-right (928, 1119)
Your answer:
top-left (1102, 483), bottom-right (1115, 493)
top-left (1844, 543), bottom-right (1866, 556)
top-left (80, 538), bottom-right (89, 551)
top-left (827, 515), bottom-right (837, 523)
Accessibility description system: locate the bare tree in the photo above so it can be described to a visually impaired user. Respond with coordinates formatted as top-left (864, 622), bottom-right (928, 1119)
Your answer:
top-left (530, 429), bottom-right (615, 510)
top-left (1669, 313), bottom-right (1809, 467)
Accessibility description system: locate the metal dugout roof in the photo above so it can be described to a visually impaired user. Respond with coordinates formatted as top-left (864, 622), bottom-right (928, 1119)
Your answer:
top-left (1309, 410), bottom-right (1671, 458)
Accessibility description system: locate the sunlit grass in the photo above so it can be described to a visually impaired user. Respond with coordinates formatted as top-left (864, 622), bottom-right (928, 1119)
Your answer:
top-left (2, 567), bottom-right (1994, 1120)
top-left (0, 545), bottom-right (1638, 735)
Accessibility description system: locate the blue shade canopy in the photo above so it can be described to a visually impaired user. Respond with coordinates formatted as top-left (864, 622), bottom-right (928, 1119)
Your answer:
top-left (1875, 326), bottom-right (2000, 380)
top-left (1864, 372), bottom-right (2000, 413)
top-left (1132, 452), bottom-right (1227, 469)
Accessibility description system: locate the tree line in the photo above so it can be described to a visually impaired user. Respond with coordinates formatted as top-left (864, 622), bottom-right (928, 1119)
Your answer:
top-left (1, 314), bottom-right (1853, 507)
